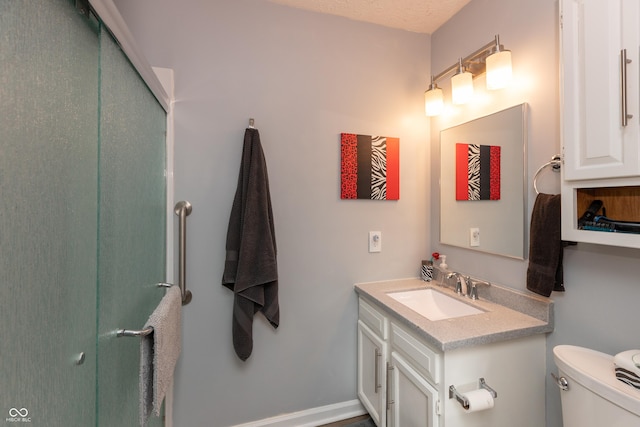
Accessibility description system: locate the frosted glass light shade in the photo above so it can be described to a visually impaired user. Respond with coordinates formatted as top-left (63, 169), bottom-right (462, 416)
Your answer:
top-left (425, 87), bottom-right (444, 116)
top-left (486, 50), bottom-right (512, 90)
top-left (451, 71), bottom-right (473, 105)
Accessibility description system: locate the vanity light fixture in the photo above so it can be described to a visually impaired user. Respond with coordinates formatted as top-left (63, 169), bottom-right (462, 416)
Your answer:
top-left (424, 76), bottom-right (444, 116)
top-left (451, 58), bottom-right (473, 105)
top-left (424, 35), bottom-right (512, 116)
top-left (486, 35), bottom-right (512, 90)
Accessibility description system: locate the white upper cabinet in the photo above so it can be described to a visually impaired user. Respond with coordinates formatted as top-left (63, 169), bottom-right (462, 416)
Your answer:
top-left (561, 0), bottom-right (640, 180)
top-left (561, 0), bottom-right (640, 248)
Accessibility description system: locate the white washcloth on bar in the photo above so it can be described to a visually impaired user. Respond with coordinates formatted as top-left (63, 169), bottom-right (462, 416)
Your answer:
top-left (140, 286), bottom-right (182, 426)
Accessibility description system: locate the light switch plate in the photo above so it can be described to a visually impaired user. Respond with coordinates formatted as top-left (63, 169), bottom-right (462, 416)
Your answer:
top-left (470, 228), bottom-right (480, 247)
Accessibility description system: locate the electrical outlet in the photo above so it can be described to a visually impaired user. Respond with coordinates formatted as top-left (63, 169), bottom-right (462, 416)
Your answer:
top-left (470, 228), bottom-right (480, 247)
top-left (369, 231), bottom-right (382, 253)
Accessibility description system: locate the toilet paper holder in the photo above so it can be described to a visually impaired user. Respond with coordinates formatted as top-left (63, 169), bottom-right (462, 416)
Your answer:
top-left (449, 378), bottom-right (498, 410)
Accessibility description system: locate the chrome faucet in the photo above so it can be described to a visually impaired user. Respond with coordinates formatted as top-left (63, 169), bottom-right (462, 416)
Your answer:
top-left (466, 277), bottom-right (490, 300)
top-left (445, 272), bottom-right (466, 295)
top-left (445, 272), bottom-right (490, 300)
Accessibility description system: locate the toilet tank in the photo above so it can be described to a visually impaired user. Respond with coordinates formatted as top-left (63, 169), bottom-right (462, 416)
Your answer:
top-left (553, 345), bottom-right (640, 427)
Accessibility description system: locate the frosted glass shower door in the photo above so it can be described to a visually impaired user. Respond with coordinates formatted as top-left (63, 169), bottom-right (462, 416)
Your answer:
top-left (1, 1), bottom-right (168, 426)
top-left (0, 1), bottom-right (100, 425)
top-left (95, 26), bottom-right (167, 427)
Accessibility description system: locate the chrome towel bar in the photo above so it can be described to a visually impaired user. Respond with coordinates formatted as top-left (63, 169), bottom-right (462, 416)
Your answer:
top-left (116, 283), bottom-right (172, 337)
top-left (117, 326), bottom-right (153, 337)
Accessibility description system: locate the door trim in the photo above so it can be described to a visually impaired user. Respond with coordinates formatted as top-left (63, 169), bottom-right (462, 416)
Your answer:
top-left (89, 0), bottom-right (171, 111)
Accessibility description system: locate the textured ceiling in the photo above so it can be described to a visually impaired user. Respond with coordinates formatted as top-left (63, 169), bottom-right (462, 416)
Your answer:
top-left (265, 0), bottom-right (472, 34)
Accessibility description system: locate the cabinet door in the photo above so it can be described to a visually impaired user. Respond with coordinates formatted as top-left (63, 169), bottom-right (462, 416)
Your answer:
top-left (358, 320), bottom-right (387, 427)
top-left (561, 0), bottom-right (640, 180)
top-left (389, 352), bottom-right (440, 427)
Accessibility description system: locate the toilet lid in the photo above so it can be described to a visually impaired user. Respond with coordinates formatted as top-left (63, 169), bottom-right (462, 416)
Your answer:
top-left (554, 345), bottom-right (640, 416)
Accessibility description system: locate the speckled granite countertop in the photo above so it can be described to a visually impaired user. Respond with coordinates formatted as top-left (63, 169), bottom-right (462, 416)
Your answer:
top-left (355, 278), bottom-right (554, 352)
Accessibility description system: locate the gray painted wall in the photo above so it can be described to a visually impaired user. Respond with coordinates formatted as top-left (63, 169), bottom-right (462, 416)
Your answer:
top-left (117, 0), bottom-right (640, 426)
top-left (115, 1), bottom-right (430, 425)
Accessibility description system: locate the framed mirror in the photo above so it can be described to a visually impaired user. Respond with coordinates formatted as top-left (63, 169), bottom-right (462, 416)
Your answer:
top-left (440, 103), bottom-right (527, 259)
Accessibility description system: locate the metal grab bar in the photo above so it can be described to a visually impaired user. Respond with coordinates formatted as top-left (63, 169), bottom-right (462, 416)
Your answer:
top-left (117, 199), bottom-right (193, 340)
top-left (174, 201), bottom-right (193, 305)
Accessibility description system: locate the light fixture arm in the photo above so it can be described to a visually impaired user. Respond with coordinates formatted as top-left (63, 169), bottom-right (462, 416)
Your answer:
top-left (431, 35), bottom-right (504, 84)
top-left (427, 75), bottom-right (439, 91)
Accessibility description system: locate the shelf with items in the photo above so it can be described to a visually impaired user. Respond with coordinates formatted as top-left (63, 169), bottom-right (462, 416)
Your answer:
top-left (576, 186), bottom-right (640, 223)
top-left (562, 180), bottom-right (640, 247)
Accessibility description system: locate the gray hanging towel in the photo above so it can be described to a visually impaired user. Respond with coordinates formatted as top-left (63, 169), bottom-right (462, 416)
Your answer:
top-left (222, 127), bottom-right (279, 361)
top-left (526, 193), bottom-right (565, 297)
top-left (139, 285), bottom-right (182, 426)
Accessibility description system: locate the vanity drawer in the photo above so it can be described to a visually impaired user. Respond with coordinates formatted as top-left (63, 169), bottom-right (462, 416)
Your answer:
top-left (390, 322), bottom-right (441, 385)
top-left (359, 298), bottom-right (388, 339)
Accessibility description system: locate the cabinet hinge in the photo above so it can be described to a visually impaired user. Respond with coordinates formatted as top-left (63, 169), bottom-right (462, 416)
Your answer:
top-left (560, 15), bottom-right (562, 29)
top-left (436, 399), bottom-right (442, 416)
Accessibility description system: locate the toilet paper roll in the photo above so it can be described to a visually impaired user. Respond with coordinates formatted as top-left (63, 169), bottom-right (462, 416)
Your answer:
top-left (462, 388), bottom-right (495, 412)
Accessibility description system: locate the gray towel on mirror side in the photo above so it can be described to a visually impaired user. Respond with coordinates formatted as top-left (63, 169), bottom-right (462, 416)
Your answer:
top-left (139, 285), bottom-right (182, 426)
top-left (222, 127), bottom-right (279, 361)
top-left (526, 193), bottom-right (564, 297)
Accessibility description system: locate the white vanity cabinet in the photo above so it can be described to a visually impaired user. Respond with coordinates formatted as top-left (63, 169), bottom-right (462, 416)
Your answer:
top-left (358, 296), bottom-right (546, 427)
top-left (358, 298), bottom-right (439, 427)
top-left (560, 0), bottom-right (640, 247)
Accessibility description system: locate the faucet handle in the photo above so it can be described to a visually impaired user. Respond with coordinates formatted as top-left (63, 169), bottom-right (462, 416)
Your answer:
top-left (467, 278), bottom-right (490, 300)
top-left (455, 276), bottom-right (463, 295)
top-left (469, 283), bottom-right (478, 300)
top-left (446, 272), bottom-right (464, 294)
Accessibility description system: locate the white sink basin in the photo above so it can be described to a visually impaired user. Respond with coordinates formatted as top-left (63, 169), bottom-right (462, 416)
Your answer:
top-left (387, 288), bottom-right (483, 321)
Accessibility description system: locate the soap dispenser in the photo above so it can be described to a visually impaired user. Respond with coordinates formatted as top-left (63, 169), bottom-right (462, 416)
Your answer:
top-left (439, 255), bottom-right (447, 270)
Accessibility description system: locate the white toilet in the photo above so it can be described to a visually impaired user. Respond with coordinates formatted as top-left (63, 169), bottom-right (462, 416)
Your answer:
top-left (553, 345), bottom-right (640, 426)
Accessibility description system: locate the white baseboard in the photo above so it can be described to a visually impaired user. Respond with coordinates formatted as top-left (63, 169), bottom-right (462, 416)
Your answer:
top-left (230, 399), bottom-right (367, 427)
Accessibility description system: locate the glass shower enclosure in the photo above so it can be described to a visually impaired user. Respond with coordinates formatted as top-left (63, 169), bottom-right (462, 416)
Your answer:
top-left (1, 1), bottom-right (168, 425)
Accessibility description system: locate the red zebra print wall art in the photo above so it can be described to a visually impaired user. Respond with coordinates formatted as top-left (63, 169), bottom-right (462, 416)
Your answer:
top-left (455, 143), bottom-right (501, 201)
top-left (340, 133), bottom-right (399, 200)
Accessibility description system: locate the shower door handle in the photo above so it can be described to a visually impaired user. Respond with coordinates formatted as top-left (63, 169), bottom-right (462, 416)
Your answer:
top-left (174, 201), bottom-right (193, 305)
